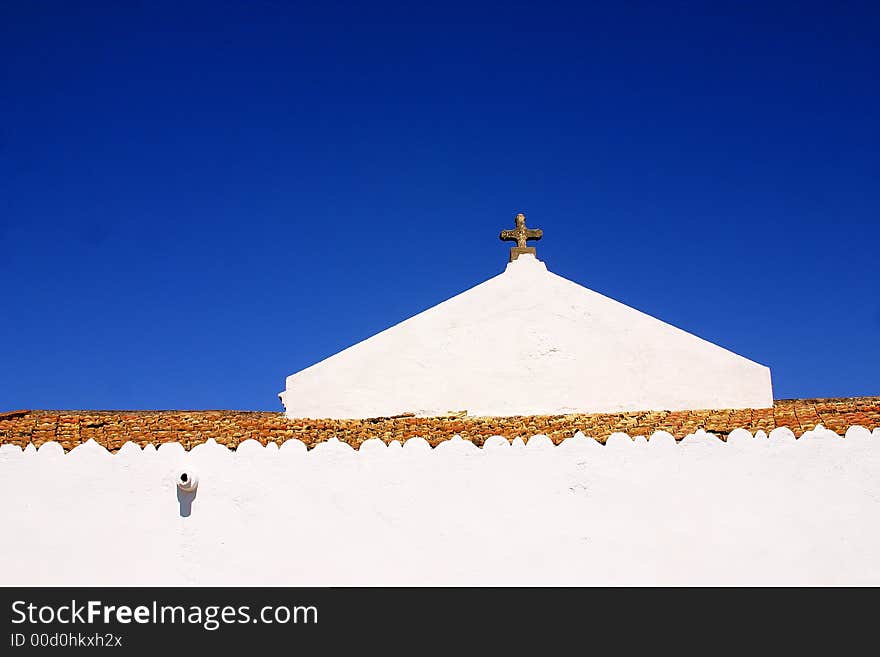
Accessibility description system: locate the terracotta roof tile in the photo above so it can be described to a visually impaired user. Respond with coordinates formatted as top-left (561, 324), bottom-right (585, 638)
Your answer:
top-left (0, 398), bottom-right (877, 451)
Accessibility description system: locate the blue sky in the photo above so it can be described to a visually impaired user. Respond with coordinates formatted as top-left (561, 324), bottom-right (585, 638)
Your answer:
top-left (1, 1), bottom-right (877, 410)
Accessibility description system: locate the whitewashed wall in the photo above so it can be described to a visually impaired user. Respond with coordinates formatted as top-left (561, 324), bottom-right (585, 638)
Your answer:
top-left (2, 426), bottom-right (878, 586)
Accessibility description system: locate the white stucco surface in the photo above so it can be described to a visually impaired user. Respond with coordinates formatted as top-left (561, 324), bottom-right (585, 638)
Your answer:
top-left (281, 255), bottom-right (772, 418)
top-left (2, 427), bottom-right (878, 586)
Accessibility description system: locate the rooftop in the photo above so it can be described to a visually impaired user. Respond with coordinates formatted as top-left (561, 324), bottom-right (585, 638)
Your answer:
top-left (1, 397), bottom-right (878, 451)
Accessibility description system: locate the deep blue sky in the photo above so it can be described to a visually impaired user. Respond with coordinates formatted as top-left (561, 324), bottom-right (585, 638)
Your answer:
top-left (1, 1), bottom-right (877, 411)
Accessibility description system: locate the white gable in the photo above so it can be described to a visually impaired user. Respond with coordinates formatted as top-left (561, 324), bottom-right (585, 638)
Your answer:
top-left (280, 255), bottom-right (772, 418)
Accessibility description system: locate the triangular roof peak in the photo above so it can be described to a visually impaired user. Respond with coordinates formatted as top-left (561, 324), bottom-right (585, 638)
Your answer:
top-left (281, 239), bottom-right (772, 418)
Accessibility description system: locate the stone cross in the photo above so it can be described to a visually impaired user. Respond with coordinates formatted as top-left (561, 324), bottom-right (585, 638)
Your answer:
top-left (500, 212), bottom-right (543, 262)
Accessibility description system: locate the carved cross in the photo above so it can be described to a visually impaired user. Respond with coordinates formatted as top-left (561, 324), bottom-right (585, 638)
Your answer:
top-left (500, 212), bottom-right (543, 261)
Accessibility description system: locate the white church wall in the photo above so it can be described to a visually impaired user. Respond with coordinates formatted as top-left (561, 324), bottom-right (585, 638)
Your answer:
top-left (281, 256), bottom-right (773, 418)
top-left (2, 428), bottom-right (878, 586)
